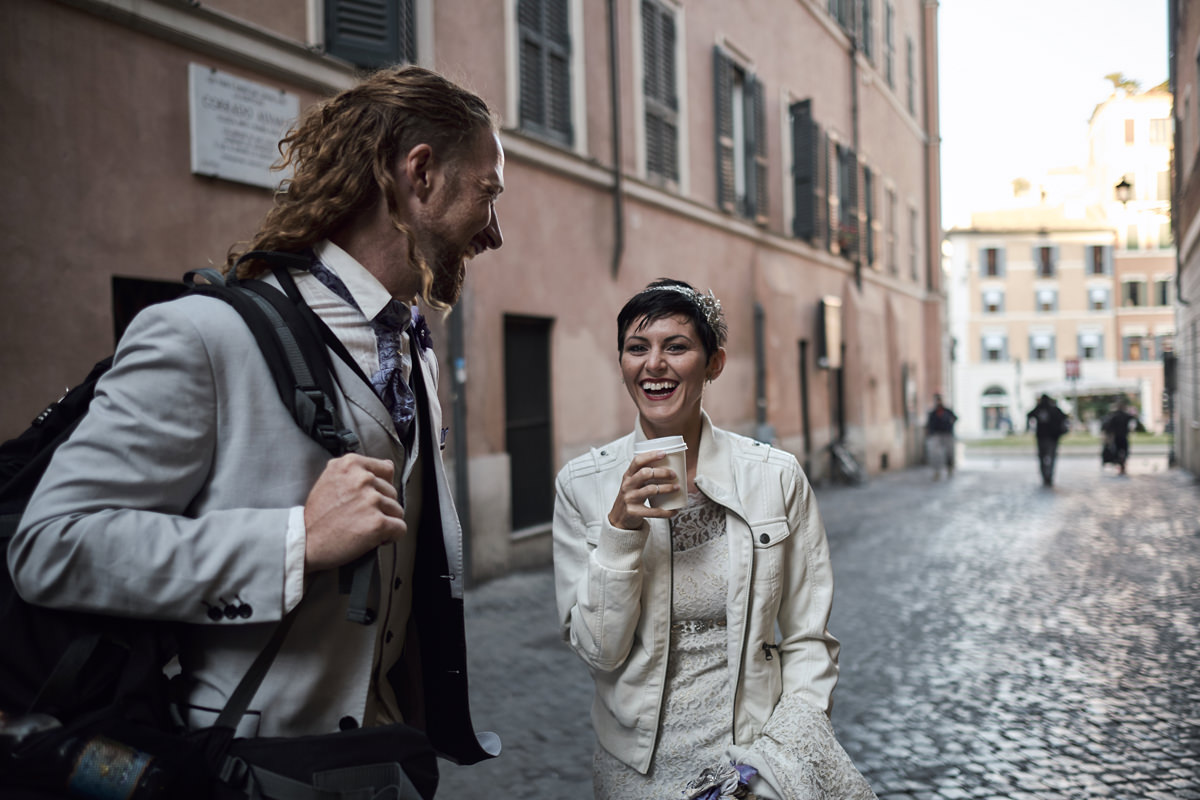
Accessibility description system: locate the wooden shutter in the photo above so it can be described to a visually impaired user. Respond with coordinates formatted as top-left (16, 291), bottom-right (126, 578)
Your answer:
top-left (326, 0), bottom-right (415, 69)
top-left (643, 1), bottom-right (678, 182)
top-left (863, 165), bottom-right (875, 265)
top-left (713, 47), bottom-right (736, 213)
top-left (860, 0), bottom-right (873, 59)
top-left (518, 0), bottom-right (573, 145)
top-left (643, 3), bottom-right (663, 177)
top-left (844, 147), bottom-right (859, 250)
top-left (397, 0), bottom-right (416, 64)
top-left (546, 0), bottom-right (571, 137)
top-left (518, 0), bottom-right (544, 132)
top-left (747, 73), bottom-right (768, 224)
top-left (790, 99), bottom-right (817, 239)
top-left (820, 131), bottom-right (832, 251)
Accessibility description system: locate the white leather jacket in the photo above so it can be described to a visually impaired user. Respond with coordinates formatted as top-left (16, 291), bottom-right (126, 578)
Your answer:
top-left (552, 412), bottom-right (841, 773)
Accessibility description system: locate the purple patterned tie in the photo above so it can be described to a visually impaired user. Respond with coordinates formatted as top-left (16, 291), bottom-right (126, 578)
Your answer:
top-left (309, 261), bottom-right (415, 443)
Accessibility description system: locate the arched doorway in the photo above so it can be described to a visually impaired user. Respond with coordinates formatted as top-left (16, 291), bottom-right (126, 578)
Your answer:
top-left (981, 385), bottom-right (1012, 434)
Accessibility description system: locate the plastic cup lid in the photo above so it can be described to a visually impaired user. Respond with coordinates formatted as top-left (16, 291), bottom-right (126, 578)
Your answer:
top-left (634, 435), bottom-right (687, 454)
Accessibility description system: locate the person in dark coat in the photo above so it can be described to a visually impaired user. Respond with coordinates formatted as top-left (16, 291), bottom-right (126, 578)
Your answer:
top-left (925, 394), bottom-right (957, 480)
top-left (1101, 397), bottom-right (1138, 475)
top-left (1026, 394), bottom-right (1068, 487)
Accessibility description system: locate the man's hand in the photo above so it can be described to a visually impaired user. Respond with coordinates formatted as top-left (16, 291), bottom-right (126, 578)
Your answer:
top-left (303, 454), bottom-right (405, 573)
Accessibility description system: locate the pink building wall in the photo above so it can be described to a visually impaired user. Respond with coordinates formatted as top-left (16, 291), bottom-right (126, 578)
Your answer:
top-left (1, 0), bottom-right (945, 579)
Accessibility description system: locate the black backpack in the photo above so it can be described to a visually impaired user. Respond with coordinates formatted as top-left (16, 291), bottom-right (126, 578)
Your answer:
top-left (0, 254), bottom-right (436, 800)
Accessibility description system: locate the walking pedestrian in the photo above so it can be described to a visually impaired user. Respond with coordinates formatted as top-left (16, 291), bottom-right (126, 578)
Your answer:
top-left (925, 394), bottom-right (957, 480)
top-left (1101, 397), bottom-right (1139, 475)
top-left (9, 64), bottom-right (505, 775)
top-left (1026, 394), bottom-right (1069, 487)
top-left (552, 278), bottom-right (875, 800)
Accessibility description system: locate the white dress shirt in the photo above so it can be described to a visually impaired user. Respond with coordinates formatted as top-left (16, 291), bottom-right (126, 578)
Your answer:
top-left (280, 239), bottom-right (420, 610)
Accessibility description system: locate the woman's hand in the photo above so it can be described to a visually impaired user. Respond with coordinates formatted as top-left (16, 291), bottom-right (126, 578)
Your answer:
top-left (607, 450), bottom-right (680, 530)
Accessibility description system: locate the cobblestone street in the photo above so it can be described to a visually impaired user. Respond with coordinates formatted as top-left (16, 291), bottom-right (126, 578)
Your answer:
top-left (437, 449), bottom-right (1200, 799)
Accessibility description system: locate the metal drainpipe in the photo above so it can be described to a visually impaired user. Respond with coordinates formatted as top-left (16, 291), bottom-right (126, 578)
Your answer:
top-left (608, 0), bottom-right (624, 278)
top-left (921, 1), bottom-right (937, 295)
top-left (850, 34), bottom-right (862, 290)
top-left (754, 302), bottom-right (768, 441)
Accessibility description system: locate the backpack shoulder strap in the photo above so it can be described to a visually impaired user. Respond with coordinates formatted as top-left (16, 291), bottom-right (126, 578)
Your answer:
top-left (186, 262), bottom-right (377, 627)
top-left (255, 253), bottom-right (373, 389)
top-left (184, 270), bottom-right (360, 458)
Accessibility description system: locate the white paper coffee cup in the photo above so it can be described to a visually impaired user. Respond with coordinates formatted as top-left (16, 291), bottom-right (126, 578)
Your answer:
top-left (633, 436), bottom-right (688, 510)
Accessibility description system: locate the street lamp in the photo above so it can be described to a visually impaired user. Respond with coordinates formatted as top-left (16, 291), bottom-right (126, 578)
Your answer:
top-left (1115, 177), bottom-right (1133, 206)
top-left (1115, 177), bottom-right (1134, 250)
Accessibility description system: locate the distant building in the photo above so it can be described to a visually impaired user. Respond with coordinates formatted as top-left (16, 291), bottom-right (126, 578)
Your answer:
top-left (947, 210), bottom-right (1123, 437)
top-left (1090, 85), bottom-right (1175, 434)
top-left (1170, 0), bottom-right (1200, 475)
top-left (947, 83), bottom-right (1175, 438)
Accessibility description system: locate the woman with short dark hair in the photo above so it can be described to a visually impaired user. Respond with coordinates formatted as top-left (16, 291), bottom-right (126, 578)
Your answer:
top-left (552, 278), bottom-right (875, 800)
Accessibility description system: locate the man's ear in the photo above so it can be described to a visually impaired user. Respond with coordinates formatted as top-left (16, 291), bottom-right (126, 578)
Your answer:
top-left (402, 143), bottom-right (436, 201)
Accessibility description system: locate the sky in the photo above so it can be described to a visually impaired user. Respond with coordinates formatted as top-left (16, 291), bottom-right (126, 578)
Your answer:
top-left (938, 0), bottom-right (1170, 228)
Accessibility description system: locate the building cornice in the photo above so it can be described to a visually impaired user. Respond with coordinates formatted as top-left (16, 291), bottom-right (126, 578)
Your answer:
top-left (55, 0), bottom-right (356, 93)
top-left (947, 227), bottom-right (1114, 237)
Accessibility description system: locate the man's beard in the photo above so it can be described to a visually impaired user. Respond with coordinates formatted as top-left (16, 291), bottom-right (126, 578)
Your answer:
top-left (427, 250), bottom-right (466, 306)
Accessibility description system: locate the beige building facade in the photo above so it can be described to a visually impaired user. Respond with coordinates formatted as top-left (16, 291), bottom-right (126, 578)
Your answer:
top-left (1, 0), bottom-right (944, 580)
top-left (948, 84), bottom-right (1176, 438)
top-left (948, 213), bottom-right (1121, 437)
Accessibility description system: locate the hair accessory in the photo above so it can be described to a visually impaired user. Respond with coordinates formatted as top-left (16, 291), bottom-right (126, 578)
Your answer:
top-left (639, 284), bottom-right (725, 337)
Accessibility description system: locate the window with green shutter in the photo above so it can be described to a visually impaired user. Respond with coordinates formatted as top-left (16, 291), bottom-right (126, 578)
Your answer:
top-left (906, 36), bottom-right (915, 114)
top-left (713, 47), bottom-right (768, 224)
top-left (642, 0), bottom-right (679, 183)
top-left (821, 131), bottom-right (832, 251)
top-left (884, 1), bottom-right (895, 89)
top-left (1030, 332), bottom-right (1056, 361)
top-left (1086, 244), bottom-right (1113, 275)
top-left (863, 165), bottom-right (875, 265)
top-left (981, 246), bottom-right (1006, 277)
top-left (325, 0), bottom-right (416, 70)
top-left (828, 0), bottom-right (854, 33)
top-left (790, 99), bottom-right (818, 240)
top-left (835, 143), bottom-right (858, 258)
top-left (1033, 244), bottom-right (1058, 278)
top-left (518, 0), bottom-right (573, 146)
top-left (1079, 331), bottom-right (1103, 360)
top-left (860, 0), bottom-right (873, 60)
top-left (886, 186), bottom-right (897, 272)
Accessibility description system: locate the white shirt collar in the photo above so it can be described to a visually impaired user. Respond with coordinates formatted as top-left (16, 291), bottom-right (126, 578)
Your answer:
top-left (314, 239), bottom-right (396, 321)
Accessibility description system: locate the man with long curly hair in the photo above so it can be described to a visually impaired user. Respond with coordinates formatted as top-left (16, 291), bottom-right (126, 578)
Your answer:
top-left (11, 64), bottom-right (505, 780)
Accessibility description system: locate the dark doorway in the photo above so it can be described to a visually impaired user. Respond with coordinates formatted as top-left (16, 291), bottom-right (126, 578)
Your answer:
top-left (504, 315), bottom-right (555, 531)
top-left (111, 276), bottom-right (188, 344)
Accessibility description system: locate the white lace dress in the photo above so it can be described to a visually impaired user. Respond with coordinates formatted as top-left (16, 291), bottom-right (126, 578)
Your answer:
top-left (594, 490), bottom-right (731, 799)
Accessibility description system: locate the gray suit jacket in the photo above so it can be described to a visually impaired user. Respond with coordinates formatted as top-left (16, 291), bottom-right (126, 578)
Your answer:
top-left (9, 289), bottom-right (496, 762)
